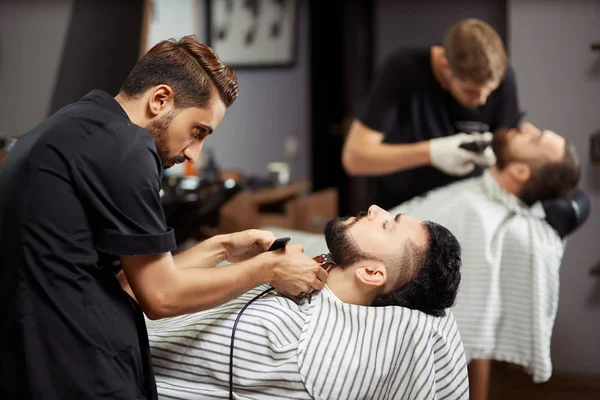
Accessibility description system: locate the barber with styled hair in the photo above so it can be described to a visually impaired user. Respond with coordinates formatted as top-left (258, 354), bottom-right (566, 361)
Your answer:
top-left (343, 18), bottom-right (518, 210)
top-left (0, 36), bottom-right (327, 400)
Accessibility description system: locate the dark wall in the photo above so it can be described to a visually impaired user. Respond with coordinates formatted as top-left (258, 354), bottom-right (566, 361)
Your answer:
top-left (374, 0), bottom-right (507, 68)
top-left (309, 0), bottom-right (374, 215)
top-left (0, 0), bottom-right (74, 137)
top-left (50, 0), bottom-right (144, 112)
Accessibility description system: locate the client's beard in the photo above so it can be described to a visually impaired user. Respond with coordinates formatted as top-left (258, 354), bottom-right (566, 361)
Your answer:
top-left (491, 129), bottom-right (555, 205)
top-left (145, 110), bottom-right (186, 169)
top-left (324, 213), bottom-right (369, 267)
top-left (491, 128), bottom-right (512, 169)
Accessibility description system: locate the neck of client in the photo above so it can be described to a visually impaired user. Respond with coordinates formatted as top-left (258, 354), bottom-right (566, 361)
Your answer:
top-left (488, 166), bottom-right (524, 199)
top-left (324, 266), bottom-right (379, 307)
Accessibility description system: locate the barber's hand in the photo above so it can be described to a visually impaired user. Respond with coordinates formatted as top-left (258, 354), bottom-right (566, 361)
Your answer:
top-left (470, 132), bottom-right (496, 167)
top-left (429, 132), bottom-right (495, 176)
top-left (267, 244), bottom-right (328, 297)
top-left (224, 229), bottom-right (277, 263)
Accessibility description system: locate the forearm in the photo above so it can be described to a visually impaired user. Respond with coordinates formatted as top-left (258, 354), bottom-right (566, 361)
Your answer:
top-left (343, 140), bottom-right (431, 176)
top-left (176, 256), bottom-right (271, 314)
top-left (123, 257), bottom-right (274, 319)
top-left (123, 233), bottom-right (281, 319)
top-left (173, 234), bottom-right (229, 269)
top-left (155, 254), bottom-right (273, 318)
top-left (342, 119), bottom-right (432, 176)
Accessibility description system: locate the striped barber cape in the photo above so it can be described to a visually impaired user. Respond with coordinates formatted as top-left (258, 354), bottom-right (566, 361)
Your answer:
top-left (390, 169), bottom-right (565, 383)
top-left (146, 284), bottom-right (469, 399)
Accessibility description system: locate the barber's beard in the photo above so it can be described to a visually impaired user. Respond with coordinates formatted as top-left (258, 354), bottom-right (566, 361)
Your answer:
top-left (324, 213), bottom-right (369, 267)
top-left (145, 110), bottom-right (186, 169)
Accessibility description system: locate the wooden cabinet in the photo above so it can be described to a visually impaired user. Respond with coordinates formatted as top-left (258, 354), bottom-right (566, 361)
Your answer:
top-left (219, 180), bottom-right (338, 234)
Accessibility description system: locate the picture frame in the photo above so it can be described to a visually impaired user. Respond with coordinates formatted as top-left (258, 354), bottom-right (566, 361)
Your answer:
top-left (206, 0), bottom-right (299, 69)
top-left (140, 0), bottom-right (201, 57)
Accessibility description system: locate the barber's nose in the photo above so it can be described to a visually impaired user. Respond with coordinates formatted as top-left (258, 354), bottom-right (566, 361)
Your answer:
top-left (183, 143), bottom-right (203, 164)
top-left (477, 92), bottom-right (489, 106)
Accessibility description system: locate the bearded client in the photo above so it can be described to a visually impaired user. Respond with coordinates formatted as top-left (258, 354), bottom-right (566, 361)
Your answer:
top-left (143, 207), bottom-right (469, 400)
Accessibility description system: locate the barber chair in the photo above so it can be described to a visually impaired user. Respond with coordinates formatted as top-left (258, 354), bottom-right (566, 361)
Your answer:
top-left (542, 188), bottom-right (591, 239)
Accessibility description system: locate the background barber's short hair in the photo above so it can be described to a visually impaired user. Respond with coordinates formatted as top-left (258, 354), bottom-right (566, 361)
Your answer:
top-left (120, 35), bottom-right (239, 109)
top-left (443, 18), bottom-right (507, 84)
top-left (371, 221), bottom-right (462, 317)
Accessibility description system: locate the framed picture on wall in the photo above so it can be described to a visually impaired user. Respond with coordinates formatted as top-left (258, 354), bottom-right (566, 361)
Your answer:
top-left (140, 0), bottom-right (201, 57)
top-left (206, 0), bottom-right (299, 68)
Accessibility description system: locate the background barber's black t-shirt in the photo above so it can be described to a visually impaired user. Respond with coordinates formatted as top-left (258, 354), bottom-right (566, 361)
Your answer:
top-left (357, 47), bottom-right (521, 210)
top-left (0, 90), bottom-right (176, 399)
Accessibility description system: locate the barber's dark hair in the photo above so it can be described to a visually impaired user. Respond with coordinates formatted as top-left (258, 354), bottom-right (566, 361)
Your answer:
top-left (120, 35), bottom-right (239, 108)
top-left (520, 140), bottom-right (581, 205)
top-left (371, 221), bottom-right (462, 317)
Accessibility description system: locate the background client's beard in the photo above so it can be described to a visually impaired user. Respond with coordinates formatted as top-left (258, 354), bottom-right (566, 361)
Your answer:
top-left (145, 111), bottom-right (186, 168)
top-left (491, 128), bottom-right (512, 169)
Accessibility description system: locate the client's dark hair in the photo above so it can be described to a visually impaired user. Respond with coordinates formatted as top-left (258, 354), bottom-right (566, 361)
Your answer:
top-left (519, 140), bottom-right (581, 205)
top-left (371, 221), bottom-right (462, 317)
top-left (493, 128), bottom-right (581, 205)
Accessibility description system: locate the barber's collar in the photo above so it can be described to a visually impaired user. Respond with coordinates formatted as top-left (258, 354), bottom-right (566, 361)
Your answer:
top-left (80, 90), bottom-right (130, 120)
top-left (482, 169), bottom-right (545, 218)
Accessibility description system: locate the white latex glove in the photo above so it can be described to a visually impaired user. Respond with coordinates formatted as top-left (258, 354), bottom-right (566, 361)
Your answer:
top-left (429, 132), bottom-right (496, 176)
top-left (470, 132), bottom-right (497, 167)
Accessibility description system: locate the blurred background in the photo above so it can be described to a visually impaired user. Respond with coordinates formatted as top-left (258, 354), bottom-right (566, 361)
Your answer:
top-left (0, 0), bottom-right (599, 397)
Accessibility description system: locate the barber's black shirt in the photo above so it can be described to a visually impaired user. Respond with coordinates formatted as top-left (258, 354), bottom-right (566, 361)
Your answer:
top-left (357, 48), bottom-right (521, 209)
top-left (0, 90), bottom-right (176, 399)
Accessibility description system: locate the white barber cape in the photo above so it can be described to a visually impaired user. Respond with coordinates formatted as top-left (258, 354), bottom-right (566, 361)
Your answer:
top-left (390, 169), bottom-right (564, 383)
top-left (147, 284), bottom-right (469, 399)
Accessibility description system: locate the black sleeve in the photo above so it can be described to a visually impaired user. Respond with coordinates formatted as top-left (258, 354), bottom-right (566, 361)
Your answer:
top-left (356, 51), bottom-right (415, 134)
top-left (491, 66), bottom-right (523, 130)
top-left (73, 125), bottom-right (176, 256)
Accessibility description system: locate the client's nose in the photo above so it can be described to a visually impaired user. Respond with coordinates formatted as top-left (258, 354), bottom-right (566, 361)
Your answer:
top-left (368, 205), bottom-right (385, 219)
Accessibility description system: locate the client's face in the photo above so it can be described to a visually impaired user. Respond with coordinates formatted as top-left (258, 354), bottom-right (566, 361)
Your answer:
top-left (492, 122), bottom-right (565, 168)
top-left (324, 205), bottom-right (427, 275)
top-left (492, 122), bottom-right (568, 204)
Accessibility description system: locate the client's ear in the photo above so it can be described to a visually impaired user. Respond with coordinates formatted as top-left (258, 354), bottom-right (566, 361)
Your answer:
top-left (355, 262), bottom-right (387, 288)
top-left (507, 162), bottom-right (531, 183)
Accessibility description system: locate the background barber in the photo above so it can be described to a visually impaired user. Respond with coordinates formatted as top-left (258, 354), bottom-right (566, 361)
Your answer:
top-left (342, 18), bottom-right (521, 210)
top-left (0, 36), bottom-right (326, 400)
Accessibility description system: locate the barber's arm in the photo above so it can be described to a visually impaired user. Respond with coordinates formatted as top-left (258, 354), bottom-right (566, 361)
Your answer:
top-left (120, 239), bottom-right (325, 320)
top-left (342, 53), bottom-right (495, 177)
top-left (343, 121), bottom-right (495, 176)
top-left (342, 120), bottom-right (431, 175)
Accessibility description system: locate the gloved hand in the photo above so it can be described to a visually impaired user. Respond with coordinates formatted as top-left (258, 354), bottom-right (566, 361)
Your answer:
top-left (429, 132), bottom-right (496, 176)
top-left (468, 131), bottom-right (497, 167)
